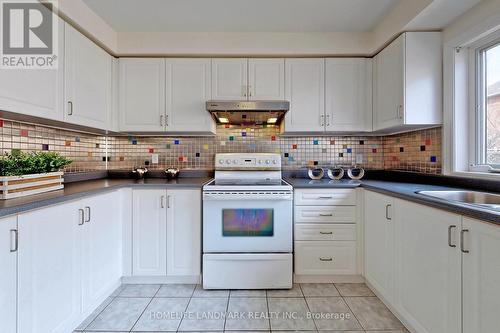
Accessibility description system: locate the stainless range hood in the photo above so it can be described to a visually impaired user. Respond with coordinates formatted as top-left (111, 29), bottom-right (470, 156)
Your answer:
top-left (206, 100), bottom-right (289, 125)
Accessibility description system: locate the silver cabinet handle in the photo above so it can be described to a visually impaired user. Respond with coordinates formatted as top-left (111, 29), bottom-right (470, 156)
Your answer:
top-left (326, 114), bottom-right (330, 126)
top-left (320, 114), bottom-right (325, 126)
top-left (385, 204), bottom-right (392, 220)
top-left (160, 195), bottom-right (165, 208)
top-left (78, 209), bottom-right (85, 225)
top-left (448, 225), bottom-right (457, 248)
top-left (319, 257), bottom-right (333, 262)
top-left (318, 196), bottom-right (333, 199)
top-left (165, 115), bottom-right (169, 126)
top-left (160, 115), bottom-right (164, 127)
top-left (84, 206), bottom-right (91, 223)
top-left (319, 213), bottom-right (333, 217)
top-left (319, 231), bottom-right (333, 235)
top-left (167, 195), bottom-right (171, 208)
top-left (460, 229), bottom-right (470, 253)
top-left (397, 105), bottom-right (403, 119)
top-left (67, 101), bottom-right (73, 115)
top-left (10, 229), bottom-right (18, 252)
top-left (243, 85), bottom-right (247, 98)
top-left (248, 85), bottom-right (252, 98)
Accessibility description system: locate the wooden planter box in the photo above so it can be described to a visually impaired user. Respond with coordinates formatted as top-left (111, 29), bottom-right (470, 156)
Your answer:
top-left (0, 171), bottom-right (64, 199)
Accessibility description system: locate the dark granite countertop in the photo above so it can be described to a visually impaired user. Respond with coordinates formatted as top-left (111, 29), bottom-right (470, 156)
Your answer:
top-left (0, 177), bottom-right (212, 219)
top-left (1, 171), bottom-right (499, 226)
top-left (285, 177), bottom-right (500, 225)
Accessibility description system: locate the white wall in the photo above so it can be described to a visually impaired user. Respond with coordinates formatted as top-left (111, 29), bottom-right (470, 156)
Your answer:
top-left (117, 31), bottom-right (371, 57)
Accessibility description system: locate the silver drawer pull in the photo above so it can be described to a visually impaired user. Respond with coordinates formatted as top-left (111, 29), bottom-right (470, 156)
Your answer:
top-left (318, 196), bottom-right (333, 199)
top-left (319, 231), bottom-right (333, 235)
top-left (319, 213), bottom-right (333, 217)
top-left (319, 257), bottom-right (333, 262)
top-left (10, 229), bottom-right (18, 252)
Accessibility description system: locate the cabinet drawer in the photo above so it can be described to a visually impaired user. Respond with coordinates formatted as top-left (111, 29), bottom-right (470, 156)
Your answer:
top-left (295, 224), bottom-right (356, 241)
top-left (294, 241), bottom-right (356, 275)
top-left (294, 206), bottom-right (356, 223)
top-left (294, 189), bottom-right (356, 206)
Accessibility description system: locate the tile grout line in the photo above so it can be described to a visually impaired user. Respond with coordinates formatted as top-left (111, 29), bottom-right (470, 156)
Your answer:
top-left (128, 285), bottom-right (161, 333)
top-left (176, 285), bottom-right (197, 332)
top-left (341, 293), bottom-right (364, 331)
top-left (300, 284), bottom-right (319, 332)
top-left (79, 285), bottom-right (123, 332)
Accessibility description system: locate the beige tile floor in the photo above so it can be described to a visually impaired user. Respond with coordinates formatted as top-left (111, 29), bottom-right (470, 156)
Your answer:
top-left (74, 283), bottom-right (408, 333)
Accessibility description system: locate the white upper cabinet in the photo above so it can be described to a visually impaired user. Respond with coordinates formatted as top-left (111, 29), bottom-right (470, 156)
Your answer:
top-left (373, 32), bottom-right (442, 131)
top-left (248, 59), bottom-right (285, 100)
top-left (394, 200), bottom-right (462, 333)
top-left (284, 58), bottom-right (325, 132)
top-left (364, 190), bottom-right (395, 303)
top-left (64, 24), bottom-right (111, 130)
top-left (0, 217), bottom-right (17, 333)
top-left (165, 59), bottom-right (215, 133)
top-left (462, 217), bottom-right (500, 333)
top-left (18, 201), bottom-right (81, 333)
top-left (132, 189), bottom-right (167, 276)
top-left (119, 58), bottom-right (166, 132)
top-left (0, 19), bottom-right (64, 121)
top-left (166, 189), bottom-right (201, 277)
top-left (325, 58), bottom-right (372, 132)
top-left (211, 58), bottom-right (248, 100)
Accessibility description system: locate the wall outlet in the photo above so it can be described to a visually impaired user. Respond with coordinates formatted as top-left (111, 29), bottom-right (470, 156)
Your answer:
top-left (356, 154), bottom-right (363, 164)
top-left (152, 154), bottom-right (159, 164)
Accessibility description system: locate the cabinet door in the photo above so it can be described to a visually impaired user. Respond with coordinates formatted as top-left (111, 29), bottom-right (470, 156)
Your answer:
top-left (0, 19), bottom-right (64, 121)
top-left (132, 189), bottom-right (167, 276)
top-left (165, 59), bottom-right (215, 133)
top-left (119, 58), bottom-right (165, 131)
top-left (18, 202), bottom-right (81, 333)
top-left (248, 59), bottom-right (285, 100)
top-left (462, 218), bottom-right (500, 333)
top-left (364, 191), bottom-right (395, 303)
top-left (394, 200), bottom-right (461, 333)
top-left (0, 217), bottom-right (17, 333)
top-left (81, 192), bottom-right (122, 314)
top-left (211, 59), bottom-right (248, 100)
top-left (325, 58), bottom-right (372, 132)
top-left (166, 189), bottom-right (201, 276)
top-left (284, 59), bottom-right (325, 132)
top-left (65, 24), bottom-right (111, 129)
top-left (373, 34), bottom-right (404, 131)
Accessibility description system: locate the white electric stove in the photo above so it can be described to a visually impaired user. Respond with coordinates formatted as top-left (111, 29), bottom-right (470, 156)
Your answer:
top-left (202, 153), bottom-right (293, 289)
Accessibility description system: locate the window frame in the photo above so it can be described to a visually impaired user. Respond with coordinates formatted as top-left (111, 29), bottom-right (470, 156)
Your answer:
top-left (473, 38), bottom-right (500, 168)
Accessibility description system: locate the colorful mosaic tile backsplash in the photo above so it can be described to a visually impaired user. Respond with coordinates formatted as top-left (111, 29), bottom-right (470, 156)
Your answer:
top-left (0, 119), bottom-right (442, 174)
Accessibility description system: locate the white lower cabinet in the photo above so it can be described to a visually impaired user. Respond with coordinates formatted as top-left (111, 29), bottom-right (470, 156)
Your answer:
top-left (364, 190), bottom-right (395, 303)
top-left (166, 189), bottom-right (201, 276)
top-left (394, 199), bottom-right (461, 333)
top-left (18, 201), bottom-right (82, 333)
top-left (295, 240), bottom-right (356, 275)
top-left (80, 192), bottom-right (122, 314)
top-left (131, 188), bottom-right (202, 279)
top-left (0, 217), bottom-right (17, 333)
top-left (294, 189), bottom-right (358, 279)
top-left (365, 190), bottom-right (500, 333)
top-left (462, 217), bottom-right (500, 333)
top-left (132, 189), bottom-right (167, 276)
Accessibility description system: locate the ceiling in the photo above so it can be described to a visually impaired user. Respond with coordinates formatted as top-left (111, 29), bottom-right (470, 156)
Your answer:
top-left (82, 0), bottom-right (400, 33)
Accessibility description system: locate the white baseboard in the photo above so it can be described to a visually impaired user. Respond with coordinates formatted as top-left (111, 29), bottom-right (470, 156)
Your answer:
top-left (121, 275), bottom-right (201, 284)
top-left (294, 274), bottom-right (364, 283)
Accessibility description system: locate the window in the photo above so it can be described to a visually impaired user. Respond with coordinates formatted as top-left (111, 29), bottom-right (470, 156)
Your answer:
top-left (477, 41), bottom-right (500, 168)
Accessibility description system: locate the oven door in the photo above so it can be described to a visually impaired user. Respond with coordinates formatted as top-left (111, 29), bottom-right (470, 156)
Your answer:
top-left (203, 191), bottom-right (292, 253)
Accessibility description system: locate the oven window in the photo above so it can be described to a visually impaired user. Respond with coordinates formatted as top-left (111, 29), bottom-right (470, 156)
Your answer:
top-left (222, 209), bottom-right (274, 236)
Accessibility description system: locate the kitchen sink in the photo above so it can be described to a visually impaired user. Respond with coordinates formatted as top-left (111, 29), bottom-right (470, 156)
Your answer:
top-left (416, 190), bottom-right (500, 211)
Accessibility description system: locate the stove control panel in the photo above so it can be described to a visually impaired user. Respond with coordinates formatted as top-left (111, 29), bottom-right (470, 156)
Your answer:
top-left (215, 153), bottom-right (281, 170)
